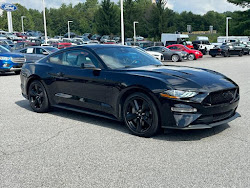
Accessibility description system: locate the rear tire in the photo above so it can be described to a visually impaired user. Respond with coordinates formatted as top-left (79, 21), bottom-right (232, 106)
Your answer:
top-left (171, 54), bottom-right (180, 62)
top-left (123, 93), bottom-right (160, 137)
top-left (14, 70), bottom-right (21, 75)
top-left (239, 51), bottom-right (243, 56)
top-left (211, 55), bottom-right (216, 57)
top-left (28, 80), bottom-right (50, 113)
top-left (224, 51), bottom-right (229, 57)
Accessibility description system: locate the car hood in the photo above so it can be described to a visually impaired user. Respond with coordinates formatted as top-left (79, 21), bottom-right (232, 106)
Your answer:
top-left (125, 65), bottom-right (237, 92)
top-left (0, 52), bottom-right (24, 58)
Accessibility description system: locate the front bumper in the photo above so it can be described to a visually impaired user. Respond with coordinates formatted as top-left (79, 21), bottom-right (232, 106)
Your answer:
top-left (159, 91), bottom-right (239, 130)
top-left (195, 53), bottom-right (203, 59)
top-left (162, 112), bottom-right (240, 130)
top-left (0, 61), bottom-right (23, 72)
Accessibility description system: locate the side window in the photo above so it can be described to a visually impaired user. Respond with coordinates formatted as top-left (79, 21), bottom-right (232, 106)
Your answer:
top-left (26, 48), bottom-right (34, 54)
top-left (20, 49), bottom-right (27, 53)
top-left (169, 46), bottom-right (177, 50)
top-left (155, 47), bottom-right (161, 51)
top-left (35, 48), bottom-right (46, 54)
top-left (61, 49), bottom-right (101, 68)
top-left (48, 53), bottom-right (62, 64)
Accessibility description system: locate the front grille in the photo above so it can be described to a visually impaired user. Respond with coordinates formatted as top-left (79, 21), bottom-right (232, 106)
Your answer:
top-left (203, 88), bottom-right (239, 106)
top-left (12, 58), bottom-right (26, 63)
top-left (193, 110), bottom-right (235, 124)
top-left (13, 64), bottom-right (23, 68)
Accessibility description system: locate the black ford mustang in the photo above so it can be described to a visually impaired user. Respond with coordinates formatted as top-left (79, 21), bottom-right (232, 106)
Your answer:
top-left (20, 45), bottom-right (240, 137)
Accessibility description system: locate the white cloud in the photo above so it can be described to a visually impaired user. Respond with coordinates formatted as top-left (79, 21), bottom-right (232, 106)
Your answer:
top-left (168, 0), bottom-right (247, 15)
top-left (0, 0), bottom-right (83, 11)
top-left (0, 0), bottom-right (247, 14)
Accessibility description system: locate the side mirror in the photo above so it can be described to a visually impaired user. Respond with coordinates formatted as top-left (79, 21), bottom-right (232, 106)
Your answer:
top-left (80, 63), bottom-right (101, 76)
top-left (80, 63), bottom-right (96, 69)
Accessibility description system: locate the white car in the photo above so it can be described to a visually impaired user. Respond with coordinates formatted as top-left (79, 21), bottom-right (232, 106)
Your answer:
top-left (146, 51), bottom-right (164, 61)
top-left (132, 46), bottom-right (163, 61)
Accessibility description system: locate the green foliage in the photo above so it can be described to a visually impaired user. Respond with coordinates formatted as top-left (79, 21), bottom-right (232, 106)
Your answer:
top-left (227, 0), bottom-right (250, 7)
top-left (0, 1), bottom-right (248, 39)
top-left (95, 0), bottom-right (120, 35)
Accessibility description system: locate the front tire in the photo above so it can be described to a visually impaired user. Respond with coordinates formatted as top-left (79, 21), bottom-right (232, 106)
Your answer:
top-left (123, 93), bottom-right (160, 137)
top-left (188, 54), bottom-right (195, 60)
top-left (28, 80), bottom-right (50, 113)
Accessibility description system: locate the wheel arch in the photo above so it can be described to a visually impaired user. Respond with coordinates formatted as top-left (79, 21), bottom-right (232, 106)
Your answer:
top-left (26, 75), bottom-right (50, 100)
top-left (117, 86), bottom-right (161, 122)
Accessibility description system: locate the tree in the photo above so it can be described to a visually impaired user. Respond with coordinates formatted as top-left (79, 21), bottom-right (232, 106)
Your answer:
top-left (227, 0), bottom-right (250, 7)
top-left (150, 0), bottom-right (167, 40)
top-left (95, 0), bottom-right (120, 35)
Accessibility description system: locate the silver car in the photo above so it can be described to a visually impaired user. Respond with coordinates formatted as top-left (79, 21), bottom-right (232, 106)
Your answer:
top-left (15, 46), bottom-right (58, 62)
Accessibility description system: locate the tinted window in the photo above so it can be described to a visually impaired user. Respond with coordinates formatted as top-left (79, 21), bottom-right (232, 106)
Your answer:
top-left (61, 49), bottom-right (100, 68)
top-left (0, 45), bottom-right (10, 53)
top-left (48, 53), bottom-right (62, 64)
top-left (169, 46), bottom-right (177, 50)
top-left (35, 48), bottom-right (46, 54)
top-left (96, 47), bottom-right (162, 69)
top-left (45, 47), bottom-right (58, 53)
top-left (20, 49), bottom-right (27, 53)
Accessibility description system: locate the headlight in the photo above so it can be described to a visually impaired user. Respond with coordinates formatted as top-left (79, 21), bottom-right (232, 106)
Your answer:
top-left (195, 52), bottom-right (200, 54)
top-left (160, 90), bottom-right (198, 99)
top-left (0, 57), bottom-right (11, 61)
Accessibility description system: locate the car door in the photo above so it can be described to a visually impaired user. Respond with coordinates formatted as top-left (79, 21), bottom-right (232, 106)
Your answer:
top-left (34, 47), bottom-right (47, 61)
top-left (159, 47), bottom-right (171, 60)
top-left (46, 48), bottom-right (110, 112)
top-left (20, 47), bottom-right (36, 62)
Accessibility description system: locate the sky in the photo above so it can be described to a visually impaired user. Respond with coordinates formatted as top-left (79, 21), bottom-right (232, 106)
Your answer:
top-left (0, 0), bottom-right (247, 15)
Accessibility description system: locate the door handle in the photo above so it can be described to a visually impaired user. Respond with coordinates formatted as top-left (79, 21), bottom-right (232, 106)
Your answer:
top-left (48, 72), bottom-right (64, 78)
top-left (56, 72), bottom-right (64, 77)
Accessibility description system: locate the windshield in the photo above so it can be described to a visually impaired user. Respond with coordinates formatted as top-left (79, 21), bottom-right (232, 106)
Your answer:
top-left (96, 47), bottom-right (162, 69)
top-left (0, 45), bottom-right (10, 53)
top-left (183, 46), bottom-right (191, 50)
top-left (45, 47), bottom-right (58, 53)
top-left (6, 40), bottom-right (14, 45)
top-left (162, 47), bottom-right (170, 51)
top-left (82, 36), bottom-right (90, 41)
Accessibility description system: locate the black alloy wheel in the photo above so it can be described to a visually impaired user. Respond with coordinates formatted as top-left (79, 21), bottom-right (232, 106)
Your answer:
top-left (28, 80), bottom-right (50, 113)
top-left (123, 93), bottom-right (159, 137)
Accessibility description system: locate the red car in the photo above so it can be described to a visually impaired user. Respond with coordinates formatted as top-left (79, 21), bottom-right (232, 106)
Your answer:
top-left (167, 44), bottom-right (203, 60)
top-left (15, 32), bottom-right (28, 39)
top-left (52, 42), bottom-right (72, 49)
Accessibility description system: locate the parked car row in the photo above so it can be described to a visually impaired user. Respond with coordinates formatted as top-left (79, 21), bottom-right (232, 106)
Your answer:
top-left (209, 42), bottom-right (250, 57)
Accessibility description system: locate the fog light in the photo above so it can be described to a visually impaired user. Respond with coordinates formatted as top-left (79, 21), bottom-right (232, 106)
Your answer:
top-left (171, 104), bottom-right (197, 113)
top-left (3, 63), bottom-right (10, 67)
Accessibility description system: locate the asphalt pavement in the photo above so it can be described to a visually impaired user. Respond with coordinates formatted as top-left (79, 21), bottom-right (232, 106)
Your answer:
top-left (0, 55), bottom-right (250, 188)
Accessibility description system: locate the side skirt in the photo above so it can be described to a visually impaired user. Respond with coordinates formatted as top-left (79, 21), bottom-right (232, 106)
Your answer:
top-left (53, 104), bottom-right (120, 122)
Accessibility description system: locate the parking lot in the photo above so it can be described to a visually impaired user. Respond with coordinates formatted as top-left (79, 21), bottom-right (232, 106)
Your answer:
top-left (0, 55), bottom-right (250, 187)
